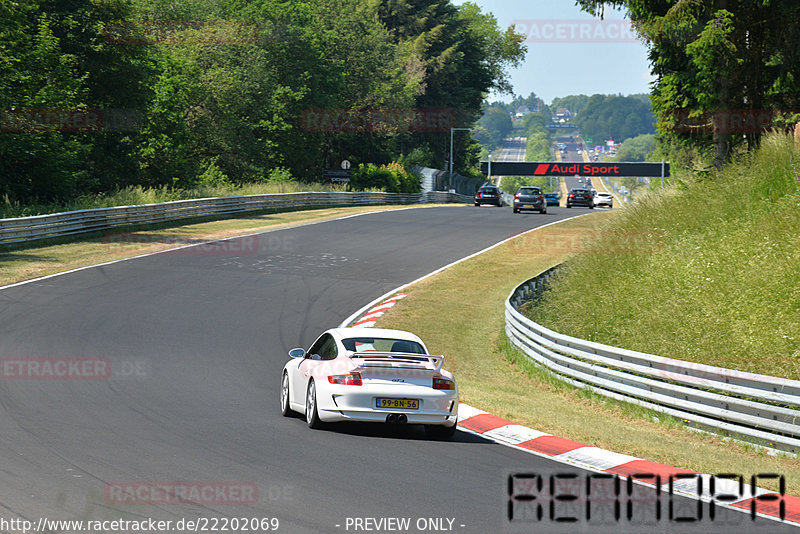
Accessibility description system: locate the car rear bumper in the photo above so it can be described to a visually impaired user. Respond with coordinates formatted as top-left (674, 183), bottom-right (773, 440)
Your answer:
top-left (317, 384), bottom-right (459, 425)
top-left (514, 202), bottom-right (545, 211)
top-left (319, 409), bottom-right (458, 427)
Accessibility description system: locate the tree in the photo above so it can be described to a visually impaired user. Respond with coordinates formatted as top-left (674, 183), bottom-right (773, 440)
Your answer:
top-left (372, 0), bottom-right (526, 174)
top-left (576, 0), bottom-right (800, 169)
top-left (574, 94), bottom-right (656, 144)
top-left (613, 133), bottom-right (656, 161)
top-left (475, 105), bottom-right (512, 151)
top-left (0, 0), bottom-right (149, 202)
top-left (550, 94), bottom-right (589, 115)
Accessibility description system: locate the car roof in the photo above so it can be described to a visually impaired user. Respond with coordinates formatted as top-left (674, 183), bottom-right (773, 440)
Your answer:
top-left (326, 327), bottom-right (425, 345)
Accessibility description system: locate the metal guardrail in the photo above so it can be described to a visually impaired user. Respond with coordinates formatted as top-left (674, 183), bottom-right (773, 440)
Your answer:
top-left (0, 191), bottom-right (472, 245)
top-left (506, 266), bottom-right (800, 454)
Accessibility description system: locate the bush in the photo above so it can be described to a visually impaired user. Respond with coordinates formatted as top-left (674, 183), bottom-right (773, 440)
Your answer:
top-left (397, 145), bottom-right (434, 171)
top-left (196, 158), bottom-right (231, 187)
top-left (268, 167), bottom-right (295, 183)
top-left (351, 161), bottom-right (421, 193)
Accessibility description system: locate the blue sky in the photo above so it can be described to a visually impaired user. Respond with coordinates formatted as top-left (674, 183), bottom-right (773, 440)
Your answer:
top-left (452, 0), bottom-right (655, 105)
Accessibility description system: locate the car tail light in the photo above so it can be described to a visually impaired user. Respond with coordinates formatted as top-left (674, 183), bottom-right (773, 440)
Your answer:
top-left (433, 377), bottom-right (455, 390)
top-left (328, 373), bottom-right (362, 386)
top-left (514, 195), bottom-right (519, 200)
top-left (568, 194), bottom-right (575, 198)
top-left (538, 195), bottom-right (544, 202)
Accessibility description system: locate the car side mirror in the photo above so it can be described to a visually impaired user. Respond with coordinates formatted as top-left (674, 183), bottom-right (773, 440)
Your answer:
top-left (288, 348), bottom-right (306, 359)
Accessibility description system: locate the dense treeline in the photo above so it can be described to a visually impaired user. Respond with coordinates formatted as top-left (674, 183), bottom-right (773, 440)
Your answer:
top-left (550, 94), bottom-right (588, 115)
top-left (474, 92), bottom-right (550, 156)
top-left (0, 0), bottom-right (525, 204)
top-left (476, 91), bottom-right (655, 160)
top-left (519, 112), bottom-right (552, 161)
top-left (574, 94), bottom-right (656, 145)
top-left (474, 105), bottom-right (513, 154)
top-left (612, 133), bottom-right (656, 162)
top-left (491, 92), bottom-right (549, 117)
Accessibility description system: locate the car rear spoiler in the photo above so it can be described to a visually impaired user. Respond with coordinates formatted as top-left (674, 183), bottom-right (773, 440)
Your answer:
top-left (347, 351), bottom-right (444, 372)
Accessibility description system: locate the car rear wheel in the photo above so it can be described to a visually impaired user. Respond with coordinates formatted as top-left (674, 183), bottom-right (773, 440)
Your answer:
top-left (566, 204), bottom-right (571, 208)
top-left (280, 372), bottom-right (291, 417)
top-left (306, 380), bottom-right (322, 429)
top-left (474, 203), bottom-right (479, 207)
top-left (426, 421), bottom-right (457, 439)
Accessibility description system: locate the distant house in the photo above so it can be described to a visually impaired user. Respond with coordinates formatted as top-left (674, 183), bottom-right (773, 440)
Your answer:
top-left (555, 107), bottom-right (572, 119)
top-left (515, 106), bottom-right (530, 118)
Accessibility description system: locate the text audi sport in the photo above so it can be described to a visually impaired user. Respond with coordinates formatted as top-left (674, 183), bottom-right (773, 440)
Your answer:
top-left (280, 327), bottom-right (459, 437)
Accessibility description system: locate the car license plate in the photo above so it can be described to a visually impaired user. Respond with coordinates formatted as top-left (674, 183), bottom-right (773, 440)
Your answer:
top-left (376, 398), bottom-right (419, 410)
top-left (522, 204), bottom-right (532, 208)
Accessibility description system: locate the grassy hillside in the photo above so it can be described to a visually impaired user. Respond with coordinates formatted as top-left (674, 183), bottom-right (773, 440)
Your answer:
top-left (524, 133), bottom-right (800, 378)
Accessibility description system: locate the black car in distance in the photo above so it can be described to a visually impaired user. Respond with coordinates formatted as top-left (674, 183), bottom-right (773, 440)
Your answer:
top-left (513, 186), bottom-right (546, 214)
top-left (474, 185), bottom-right (503, 206)
top-left (566, 188), bottom-right (594, 208)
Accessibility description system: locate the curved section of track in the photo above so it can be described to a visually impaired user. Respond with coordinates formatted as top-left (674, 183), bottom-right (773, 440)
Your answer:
top-left (0, 206), bottom-right (789, 533)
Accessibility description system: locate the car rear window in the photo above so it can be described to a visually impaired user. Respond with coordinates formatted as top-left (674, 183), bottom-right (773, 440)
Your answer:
top-left (518, 188), bottom-right (540, 195)
top-left (342, 337), bottom-right (426, 354)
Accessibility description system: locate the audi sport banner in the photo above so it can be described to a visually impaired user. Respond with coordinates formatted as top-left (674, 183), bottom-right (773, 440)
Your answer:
top-left (480, 161), bottom-right (669, 177)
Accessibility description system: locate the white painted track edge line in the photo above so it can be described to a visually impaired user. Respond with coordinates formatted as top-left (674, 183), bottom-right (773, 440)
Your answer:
top-left (339, 213), bottom-right (592, 328)
top-left (0, 204), bottom-right (444, 293)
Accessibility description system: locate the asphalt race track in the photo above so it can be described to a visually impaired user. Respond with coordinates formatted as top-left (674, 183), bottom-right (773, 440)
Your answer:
top-left (0, 206), bottom-right (792, 533)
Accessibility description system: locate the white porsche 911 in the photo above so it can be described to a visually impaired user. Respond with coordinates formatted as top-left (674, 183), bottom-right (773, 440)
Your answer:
top-left (280, 327), bottom-right (459, 437)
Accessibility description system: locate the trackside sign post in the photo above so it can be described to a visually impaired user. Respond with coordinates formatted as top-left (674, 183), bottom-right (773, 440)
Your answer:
top-left (479, 161), bottom-right (670, 178)
top-left (323, 169), bottom-right (352, 183)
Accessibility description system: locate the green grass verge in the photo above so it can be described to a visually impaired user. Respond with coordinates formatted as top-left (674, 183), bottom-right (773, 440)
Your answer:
top-left (374, 212), bottom-right (800, 495)
top-left (525, 133), bottom-right (800, 379)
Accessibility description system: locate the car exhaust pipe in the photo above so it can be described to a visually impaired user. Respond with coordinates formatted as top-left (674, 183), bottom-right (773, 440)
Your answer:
top-left (385, 413), bottom-right (407, 424)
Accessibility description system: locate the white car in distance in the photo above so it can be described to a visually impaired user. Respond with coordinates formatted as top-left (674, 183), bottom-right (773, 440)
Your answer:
top-left (594, 192), bottom-right (614, 208)
top-left (280, 327), bottom-right (459, 438)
